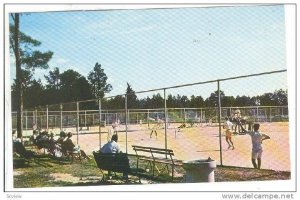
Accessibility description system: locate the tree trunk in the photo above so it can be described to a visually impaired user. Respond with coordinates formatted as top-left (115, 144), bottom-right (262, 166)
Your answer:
top-left (14, 13), bottom-right (23, 138)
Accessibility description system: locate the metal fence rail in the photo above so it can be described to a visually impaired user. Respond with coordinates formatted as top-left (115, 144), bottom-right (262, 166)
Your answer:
top-left (11, 70), bottom-right (288, 168)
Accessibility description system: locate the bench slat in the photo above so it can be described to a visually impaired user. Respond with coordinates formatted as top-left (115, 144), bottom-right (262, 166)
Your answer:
top-left (133, 145), bottom-right (174, 152)
top-left (132, 145), bottom-right (175, 156)
top-left (133, 149), bottom-right (175, 156)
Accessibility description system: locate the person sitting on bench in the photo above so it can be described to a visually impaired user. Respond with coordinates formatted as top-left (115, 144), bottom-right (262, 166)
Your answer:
top-left (12, 131), bottom-right (35, 159)
top-left (62, 132), bottom-right (89, 159)
top-left (100, 134), bottom-right (128, 179)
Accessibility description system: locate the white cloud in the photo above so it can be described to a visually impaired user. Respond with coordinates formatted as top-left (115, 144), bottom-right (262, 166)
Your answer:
top-left (48, 56), bottom-right (70, 68)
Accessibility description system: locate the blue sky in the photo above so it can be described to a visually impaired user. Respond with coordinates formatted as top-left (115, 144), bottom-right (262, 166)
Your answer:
top-left (10, 5), bottom-right (287, 99)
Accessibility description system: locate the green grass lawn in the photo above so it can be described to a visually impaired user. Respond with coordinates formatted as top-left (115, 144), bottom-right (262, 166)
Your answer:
top-left (13, 154), bottom-right (290, 188)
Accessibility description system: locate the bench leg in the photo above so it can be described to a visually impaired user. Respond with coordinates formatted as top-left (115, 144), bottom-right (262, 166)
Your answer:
top-left (100, 169), bottom-right (105, 182)
top-left (137, 158), bottom-right (139, 171)
top-left (172, 165), bottom-right (174, 181)
top-left (152, 161), bottom-right (160, 176)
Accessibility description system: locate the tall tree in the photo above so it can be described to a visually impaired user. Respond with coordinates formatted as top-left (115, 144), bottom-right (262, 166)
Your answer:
top-left (59, 69), bottom-right (93, 102)
top-left (44, 67), bottom-right (61, 104)
top-left (10, 14), bottom-right (53, 137)
top-left (10, 13), bottom-right (22, 138)
top-left (235, 95), bottom-right (252, 106)
top-left (23, 79), bottom-right (45, 108)
top-left (11, 69), bottom-right (36, 110)
top-left (87, 62), bottom-right (112, 99)
top-left (222, 96), bottom-right (235, 107)
top-left (190, 95), bottom-right (204, 108)
top-left (44, 67), bottom-right (60, 90)
top-left (126, 83), bottom-right (138, 109)
top-left (151, 93), bottom-right (164, 108)
top-left (272, 89), bottom-right (288, 106)
top-left (205, 90), bottom-right (225, 107)
top-left (258, 93), bottom-right (275, 106)
top-left (167, 95), bottom-right (176, 108)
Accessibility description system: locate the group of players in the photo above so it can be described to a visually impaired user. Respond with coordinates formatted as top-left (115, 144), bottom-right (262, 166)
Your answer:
top-left (223, 109), bottom-right (270, 169)
top-left (110, 108), bottom-right (271, 169)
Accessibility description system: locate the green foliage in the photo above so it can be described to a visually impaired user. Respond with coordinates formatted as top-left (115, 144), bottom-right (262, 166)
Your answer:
top-left (126, 83), bottom-right (138, 109)
top-left (10, 24), bottom-right (53, 72)
top-left (44, 67), bottom-right (60, 90)
top-left (88, 62), bottom-right (112, 99)
top-left (59, 70), bottom-right (93, 103)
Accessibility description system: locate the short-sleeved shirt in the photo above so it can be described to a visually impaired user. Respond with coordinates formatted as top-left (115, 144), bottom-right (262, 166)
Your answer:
top-left (224, 120), bottom-right (233, 130)
top-left (247, 131), bottom-right (263, 151)
top-left (112, 122), bottom-right (118, 131)
top-left (100, 141), bottom-right (120, 154)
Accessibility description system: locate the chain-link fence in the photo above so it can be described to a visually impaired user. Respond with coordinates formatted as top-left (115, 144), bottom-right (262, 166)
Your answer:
top-left (11, 70), bottom-right (289, 171)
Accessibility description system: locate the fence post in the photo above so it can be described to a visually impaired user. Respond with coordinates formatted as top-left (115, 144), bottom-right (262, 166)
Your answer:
top-left (128, 109), bottom-right (130, 125)
top-left (164, 89), bottom-right (168, 155)
top-left (76, 102), bottom-right (79, 145)
top-left (46, 105), bottom-right (49, 131)
top-left (84, 110), bottom-right (87, 127)
top-left (32, 110), bottom-right (35, 129)
top-left (40, 114), bottom-right (43, 130)
top-left (92, 114), bottom-right (94, 126)
top-left (147, 109), bottom-right (150, 129)
top-left (217, 80), bottom-right (223, 166)
top-left (184, 108), bottom-right (186, 124)
top-left (125, 95), bottom-right (128, 153)
top-left (35, 108), bottom-right (38, 129)
top-left (98, 99), bottom-right (102, 149)
top-left (60, 104), bottom-right (62, 131)
top-left (256, 106), bottom-right (259, 122)
top-left (25, 111), bottom-right (27, 130)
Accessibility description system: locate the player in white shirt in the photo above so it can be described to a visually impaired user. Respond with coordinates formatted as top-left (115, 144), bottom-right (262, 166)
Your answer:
top-left (240, 123), bottom-right (270, 169)
top-left (223, 117), bottom-right (234, 150)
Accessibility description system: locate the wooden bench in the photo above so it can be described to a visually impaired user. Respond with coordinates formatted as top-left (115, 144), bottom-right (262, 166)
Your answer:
top-left (132, 145), bottom-right (182, 180)
top-left (92, 151), bottom-right (140, 182)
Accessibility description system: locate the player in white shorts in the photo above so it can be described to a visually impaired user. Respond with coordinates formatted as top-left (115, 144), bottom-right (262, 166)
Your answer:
top-left (223, 117), bottom-right (234, 150)
top-left (240, 123), bottom-right (270, 169)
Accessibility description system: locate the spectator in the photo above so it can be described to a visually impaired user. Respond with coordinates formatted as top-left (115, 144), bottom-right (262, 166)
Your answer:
top-left (30, 130), bottom-right (38, 145)
top-left (48, 132), bottom-right (57, 156)
top-left (13, 132), bottom-right (35, 159)
top-left (12, 130), bottom-right (20, 143)
top-left (100, 134), bottom-right (128, 179)
top-left (62, 132), bottom-right (89, 159)
top-left (36, 131), bottom-right (50, 149)
top-left (100, 134), bottom-right (120, 154)
top-left (56, 131), bottom-right (66, 145)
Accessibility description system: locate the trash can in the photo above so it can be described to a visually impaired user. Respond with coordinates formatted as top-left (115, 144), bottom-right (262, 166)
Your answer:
top-left (182, 157), bottom-right (216, 183)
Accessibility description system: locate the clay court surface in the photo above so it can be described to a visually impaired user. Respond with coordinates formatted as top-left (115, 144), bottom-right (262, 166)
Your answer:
top-left (50, 122), bottom-right (290, 172)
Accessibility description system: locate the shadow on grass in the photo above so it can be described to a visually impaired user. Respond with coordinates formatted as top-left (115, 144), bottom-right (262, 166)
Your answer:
top-left (215, 165), bottom-right (291, 182)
